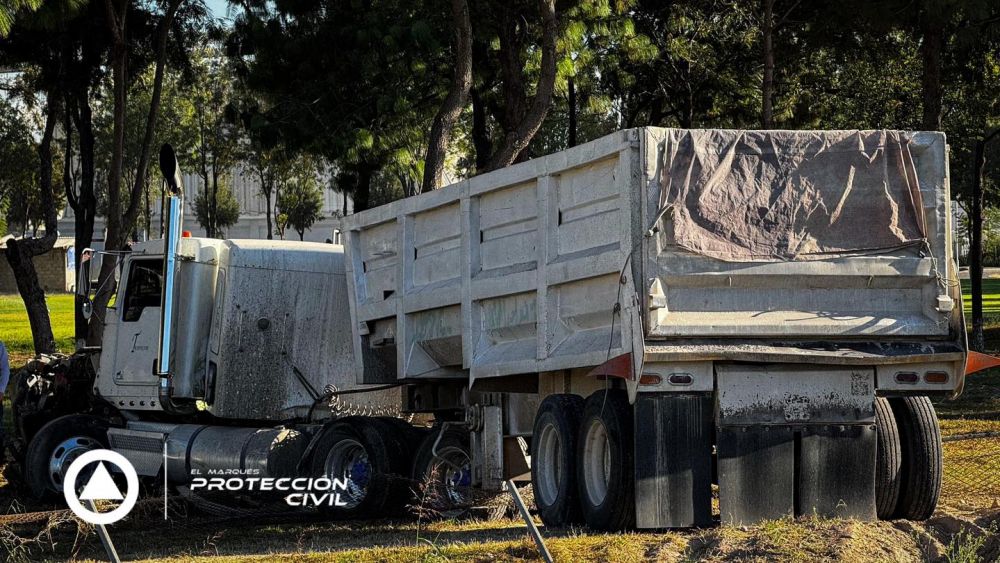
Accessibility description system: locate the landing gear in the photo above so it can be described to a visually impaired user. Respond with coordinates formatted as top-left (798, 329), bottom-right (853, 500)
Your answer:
top-left (24, 414), bottom-right (110, 499)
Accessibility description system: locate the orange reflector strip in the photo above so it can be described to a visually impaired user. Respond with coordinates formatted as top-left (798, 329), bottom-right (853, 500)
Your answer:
top-left (639, 373), bottom-right (661, 385)
top-left (966, 351), bottom-right (1000, 375)
top-left (924, 371), bottom-right (949, 384)
top-left (182, 230), bottom-right (192, 238)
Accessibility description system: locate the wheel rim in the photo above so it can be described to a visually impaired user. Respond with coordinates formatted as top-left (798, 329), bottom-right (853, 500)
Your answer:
top-left (581, 418), bottom-right (611, 507)
top-left (427, 446), bottom-right (472, 507)
top-left (48, 436), bottom-right (101, 492)
top-left (535, 420), bottom-right (562, 507)
top-left (324, 438), bottom-right (370, 509)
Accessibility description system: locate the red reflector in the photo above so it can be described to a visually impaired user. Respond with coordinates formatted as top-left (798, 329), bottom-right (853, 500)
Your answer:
top-left (639, 373), bottom-right (662, 385)
top-left (924, 371), bottom-right (949, 384)
top-left (182, 230), bottom-right (192, 237)
top-left (895, 371), bottom-right (919, 384)
top-left (668, 373), bottom-right (693, 386)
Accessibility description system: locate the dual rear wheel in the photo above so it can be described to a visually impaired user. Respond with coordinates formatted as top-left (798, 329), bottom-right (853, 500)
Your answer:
top-left (874, 396), bottom-right (942, 520)
top-left (531, 390), bottom-right (635, 531)
top-left (533, 391), bottom-right (942, 529)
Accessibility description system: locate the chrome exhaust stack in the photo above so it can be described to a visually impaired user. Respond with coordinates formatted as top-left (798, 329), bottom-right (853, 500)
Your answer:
top-left (156, 144), bottom-right (196, 414)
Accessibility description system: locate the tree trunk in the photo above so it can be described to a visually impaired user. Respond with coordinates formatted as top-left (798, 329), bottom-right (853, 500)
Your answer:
top-left (920, 21), bottom-right (944, 131)
top-left (91, 0), bottom-right (181, 345)
top-left (761, 0), bottom-right (775, 128)
top-left (263, 177), bottom-right (274, 240)
top-left (970, 130), bottom-right (1000, 351)
top-left (568, 76), bottom-right (577, 147)
top-left (486, 0), bottom-right (558, 171)
top-left (6, 240), bottom-right (56, 354)
top-left (5, 95), bottom-right (61, 355)
top-left (470, 87), bottom-right (492, 172)
top-left (353, 165), bottom-right (373, 212)
top-left (422, 0), bottom-right (473, 194)
top-left (211, 155), bottom-right (219, 238)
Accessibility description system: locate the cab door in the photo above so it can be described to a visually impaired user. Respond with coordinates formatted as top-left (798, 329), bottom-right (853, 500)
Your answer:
top-left (110, 257), bottom-right (164, 387)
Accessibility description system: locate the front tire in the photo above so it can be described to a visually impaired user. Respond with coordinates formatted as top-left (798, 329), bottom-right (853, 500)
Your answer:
top-left (531, 394), bottom-right (584, 527)
top-left (890, 396), bottom-right (942, 520)
top-left (24, 414), bottom-right (109, 500)
top-left (576, 389), bottom-right (635, 531)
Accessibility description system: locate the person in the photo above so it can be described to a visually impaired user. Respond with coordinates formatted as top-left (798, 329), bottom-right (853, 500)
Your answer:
top-left (0, 340), bottom-right (8, 455)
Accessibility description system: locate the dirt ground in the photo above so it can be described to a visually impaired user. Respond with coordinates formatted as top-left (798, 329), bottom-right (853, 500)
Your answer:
top-left (0, 371), bottom-right (997, 562)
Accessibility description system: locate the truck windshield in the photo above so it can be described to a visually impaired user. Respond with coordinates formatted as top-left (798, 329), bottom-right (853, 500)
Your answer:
top-left (122, 259), bottom-right (163, 322)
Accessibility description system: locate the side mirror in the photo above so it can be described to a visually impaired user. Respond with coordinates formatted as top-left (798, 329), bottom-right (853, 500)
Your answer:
top-left (159, 143), bottom-right (183, 195)
top-left (76, 248), bottom-right (94, 319)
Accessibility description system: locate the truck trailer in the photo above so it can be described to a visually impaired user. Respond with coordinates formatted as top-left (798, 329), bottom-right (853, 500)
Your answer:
top-left (14, 128), bottom-right (970, 530)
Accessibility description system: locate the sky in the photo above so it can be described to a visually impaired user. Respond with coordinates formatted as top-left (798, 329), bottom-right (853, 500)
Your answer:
top-left (205, 0), bottom-right (231, 20)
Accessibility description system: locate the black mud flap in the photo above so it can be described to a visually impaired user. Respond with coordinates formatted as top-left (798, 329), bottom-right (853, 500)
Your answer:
top-left (798, 424), bottom-right (876, 520)
top-left (633, 394), bottom-right (713, 528)
top-left (718, 426), bottom-right (795, 526)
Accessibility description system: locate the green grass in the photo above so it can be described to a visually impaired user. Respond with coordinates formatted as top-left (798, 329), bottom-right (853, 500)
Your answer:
top-left (960, 278), bottom-right (1000, 315)
top-left (0, 294), bottom-right (75, 365)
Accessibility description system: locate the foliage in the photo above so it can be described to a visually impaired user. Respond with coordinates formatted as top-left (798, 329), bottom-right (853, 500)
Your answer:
top-left (277, 161), bottom-right (324, 241)
top-left (193, 180), bottom-right (240, 237)
top-left (0, 98), bottom-right (41, 235)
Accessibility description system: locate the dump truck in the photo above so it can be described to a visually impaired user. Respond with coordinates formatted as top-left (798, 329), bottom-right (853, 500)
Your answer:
top-left (13, 128), bottom-right (971, 530)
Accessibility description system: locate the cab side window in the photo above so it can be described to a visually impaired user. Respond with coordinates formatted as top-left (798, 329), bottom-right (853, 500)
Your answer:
top-left (122, 259), bottom-right (163, 322)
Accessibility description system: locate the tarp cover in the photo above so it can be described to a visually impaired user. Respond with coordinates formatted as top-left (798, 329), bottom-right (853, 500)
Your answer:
top-left (658, 129), bottom-right (927, 261)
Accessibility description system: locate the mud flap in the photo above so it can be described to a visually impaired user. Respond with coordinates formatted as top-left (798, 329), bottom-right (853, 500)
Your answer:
top-left (715, 364), bottom-right (877, 526)
top-left (798, 424), bottom-right (876, 519)
top-left (718, 426), bottom-right (795, 525)
top-left (634, 394), bottom-right (713, 528)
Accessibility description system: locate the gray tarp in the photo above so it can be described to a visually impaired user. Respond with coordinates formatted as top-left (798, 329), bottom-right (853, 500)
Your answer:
top-left (658, 129), bottom-right (927, 261)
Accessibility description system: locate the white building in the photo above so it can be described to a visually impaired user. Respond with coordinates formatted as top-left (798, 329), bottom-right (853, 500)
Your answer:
top-left (58, 166), bottom-right (353, 246)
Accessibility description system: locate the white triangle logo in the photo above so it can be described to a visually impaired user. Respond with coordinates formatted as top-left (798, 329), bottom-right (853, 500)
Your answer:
top-left (79, 462), bottom-right (124, 501)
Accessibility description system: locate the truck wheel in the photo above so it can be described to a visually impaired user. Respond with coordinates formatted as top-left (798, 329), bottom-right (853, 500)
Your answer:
top-left (24, 414), bottom-right (109, 500)
top-left (576, 389), bottom-right (635, 531)
top-left (311, 418), bottom-right (407, 518)
top-left (890, 396), bottom-right (942, 520)
top-left (531, 394), bottom-right (585, 527)
top-left (874, 397), bottom-right (901, 519)
top-left (412, 426), bottom-right (474, 518)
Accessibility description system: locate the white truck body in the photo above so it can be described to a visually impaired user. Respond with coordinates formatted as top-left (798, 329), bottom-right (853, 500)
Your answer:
top-left (342, 127), bottom-right (964, 392)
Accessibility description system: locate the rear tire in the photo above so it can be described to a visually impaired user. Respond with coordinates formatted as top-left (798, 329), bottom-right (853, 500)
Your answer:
top-left (24, 414), bottom-right (109, 500)
top-left (576, 389), bottom-right (635, 531)
top-left (411, 426), bottom-right (474, 519)
top-left (890, 396), bottom-right (942, 520)
top-left (531, 394), bottom-right (585, 527)
top-left (310, 417), bottom-right (408, 518)
top-left (874, 397), bottom-right (902, 519)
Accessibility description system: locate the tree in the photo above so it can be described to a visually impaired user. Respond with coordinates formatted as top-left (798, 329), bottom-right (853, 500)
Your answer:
top-left (421, 0), bottom-right (471, 193)
top-left (193, 180), bottom-right (240, 238)
top-left (0, 0), bottom-right (39, 36)
top-left (241, 141), bottom-right (292, 239)
top-left (91, 0), bottom-right (191, 344)
top-left (2, 97), bottom-right (60, 354)
top-left (0, 100), bottom-right (50, 235)
top-left (184, 40), bottom-right (239, 237)
top-left (277, 162), bottom-right (324, 241)
top-left (0, 0), bottom-right (99, 351)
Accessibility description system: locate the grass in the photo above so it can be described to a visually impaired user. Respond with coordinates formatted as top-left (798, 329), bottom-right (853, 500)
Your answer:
top-left (0, 294), bottom-right (75, 367)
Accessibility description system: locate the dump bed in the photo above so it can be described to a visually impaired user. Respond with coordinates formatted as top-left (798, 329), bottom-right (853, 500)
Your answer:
top-left (342, 128), bottom-right (960, 385)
